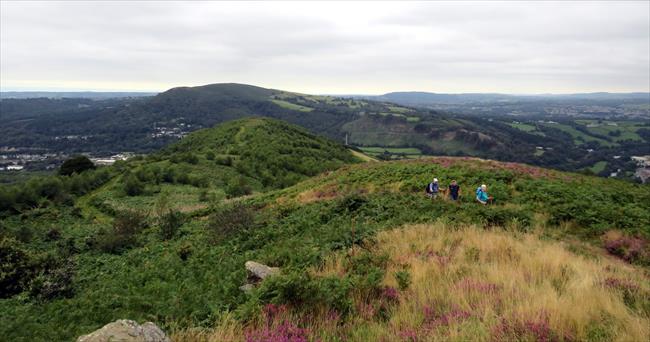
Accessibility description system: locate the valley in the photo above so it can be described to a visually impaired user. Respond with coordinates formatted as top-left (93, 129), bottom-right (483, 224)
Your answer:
top-left (2, 84), bottom-right (649, 183)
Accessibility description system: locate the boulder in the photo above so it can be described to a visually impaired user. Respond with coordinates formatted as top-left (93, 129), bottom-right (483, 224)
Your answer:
top-left (245, 261), bottom-right (280, 281)
top-left (77, 319), bottom-right (170, 342)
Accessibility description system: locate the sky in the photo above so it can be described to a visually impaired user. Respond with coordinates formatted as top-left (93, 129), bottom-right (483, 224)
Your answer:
top-left (1, 1), bottom-right (649, 94)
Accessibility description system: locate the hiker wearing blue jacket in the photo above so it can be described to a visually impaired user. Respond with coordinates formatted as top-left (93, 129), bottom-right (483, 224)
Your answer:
top-left (476, 184), bottom-right (492, 205)
top-left (426, 178), bottom-right (440, 199)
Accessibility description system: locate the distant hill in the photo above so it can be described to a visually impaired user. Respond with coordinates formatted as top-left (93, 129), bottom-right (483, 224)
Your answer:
top-left (2, 83), bottom-right (649, 180)
top-left (0, 91), bottom-right (156, 99)
top-left (359, 91), bottom-right (650, 106)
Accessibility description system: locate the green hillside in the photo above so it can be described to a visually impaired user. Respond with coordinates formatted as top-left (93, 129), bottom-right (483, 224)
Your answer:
top-left (1, 120), bottom-right (649, 341)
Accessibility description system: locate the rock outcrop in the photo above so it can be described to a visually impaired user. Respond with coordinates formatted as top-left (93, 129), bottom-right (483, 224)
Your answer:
top-left (240, 261), bottom-right (280, 292)
top-left (77, 319), bottom-right (170, 342)
top-left (245, 261), bottom-right (280, 280)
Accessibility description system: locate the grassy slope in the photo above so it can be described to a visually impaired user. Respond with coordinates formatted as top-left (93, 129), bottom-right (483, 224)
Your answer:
top-left (180, 223), bottom-right (649, 341)
top-left (2, 155), bottom-right (649, 340)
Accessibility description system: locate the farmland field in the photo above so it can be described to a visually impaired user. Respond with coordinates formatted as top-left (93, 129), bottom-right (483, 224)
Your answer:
top-left (539, 122), bottom-right (614, 147)
top-left (589, 161), bottom-right (607, 174)
top-left (506, 122), bottom-right (546, 136)
top-left (575, 120), bottom-right (644, 142)
top-left (270, 99), bottom-right (314, 112)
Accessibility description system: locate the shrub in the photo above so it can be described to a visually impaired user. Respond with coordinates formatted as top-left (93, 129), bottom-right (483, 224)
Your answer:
top-left (335, 193), bottom-right (367, 214)
top-left (603, 231), bottom-right (649, 265)
top-left (0, 237), bottom-right (35, 298)
top-left (59, 155), bottom-right (95, 176)
top-left (123, 174), bottom-right (144, 196)
top-left (177, 242), bottom-right (192, 261)
top-left (225, 176), bottom-right (252, 198)
top-left (159, 209), bottom-right (185, 240)
top-left (29, 259), bottom-right (76, 301)
top-left (96, 210), bottom-right (148, 253)
top-left (207, 203), bottom-right (255, 243)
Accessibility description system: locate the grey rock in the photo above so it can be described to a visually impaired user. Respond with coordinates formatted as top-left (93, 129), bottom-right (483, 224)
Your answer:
top-left (77, 319), bottom-right (170, 342)
top-left (245, 261), bottom-right (280, 280)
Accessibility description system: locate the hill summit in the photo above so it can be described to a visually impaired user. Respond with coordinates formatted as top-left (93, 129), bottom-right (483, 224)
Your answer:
top-left (160, 117), bottom-right (360, 188)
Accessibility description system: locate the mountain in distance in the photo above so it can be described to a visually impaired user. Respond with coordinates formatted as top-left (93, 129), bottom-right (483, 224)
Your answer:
top-left (0, 91), bottom-right (157, 100)
top-left (1, 117), bottom-right (648, 341)
top-left (358, 91), bottom-right (650, 106)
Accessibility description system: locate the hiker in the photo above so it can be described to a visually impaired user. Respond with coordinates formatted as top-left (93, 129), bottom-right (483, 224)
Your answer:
top-left (426, 178), bottom-right (440, 199)
top-left (476, 184), bottom-right (493, 205)
top-left (448, 180), bottom-right (460, 201)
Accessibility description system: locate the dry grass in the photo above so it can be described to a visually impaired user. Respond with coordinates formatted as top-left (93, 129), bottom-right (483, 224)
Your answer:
top-left (173, 223), bottom-right (650, 342)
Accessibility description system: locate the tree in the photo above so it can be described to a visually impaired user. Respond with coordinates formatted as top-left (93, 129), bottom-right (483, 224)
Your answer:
top-left (59, 156), bottom-right (95, 176)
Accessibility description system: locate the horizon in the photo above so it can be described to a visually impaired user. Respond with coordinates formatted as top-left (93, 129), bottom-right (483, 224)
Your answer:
top-left (2, 1), bottom-right (649, 94)
top-left (1, 83), bottom-right (649, 97)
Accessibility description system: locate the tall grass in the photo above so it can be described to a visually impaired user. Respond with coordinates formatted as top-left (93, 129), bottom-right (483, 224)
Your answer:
top-left (175, 223), bottom-right (650, 341)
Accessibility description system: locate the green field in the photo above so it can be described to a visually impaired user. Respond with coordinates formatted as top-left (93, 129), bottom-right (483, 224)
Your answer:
top-left (589, 161), bottom-right (607, 174)
top-left (540, 122), bottom-right (614, 147)
top-left (388, 105), bottom-right (411, 113)
top-left (575, 120), bottom-right (644, 142)
top-left (506, 122), bottom-right (546, 136)
top-left (508, 122), bottom-right (536, 132)
top-left (270, 99), bottom-right (314, 112)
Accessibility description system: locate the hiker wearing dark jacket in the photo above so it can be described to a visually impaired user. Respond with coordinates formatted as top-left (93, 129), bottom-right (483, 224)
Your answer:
top-left (448, 180), bottom-right (460, 201)
top-left (426, 178), bottom-right (439, 199)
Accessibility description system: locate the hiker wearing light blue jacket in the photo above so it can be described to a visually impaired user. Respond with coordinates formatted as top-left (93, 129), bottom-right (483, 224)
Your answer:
top-left (476, 184), bottom-right (490, 205)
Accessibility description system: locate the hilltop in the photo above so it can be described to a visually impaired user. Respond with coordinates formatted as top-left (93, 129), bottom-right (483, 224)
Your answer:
top-left (1, 118), bottom-right (649, 341)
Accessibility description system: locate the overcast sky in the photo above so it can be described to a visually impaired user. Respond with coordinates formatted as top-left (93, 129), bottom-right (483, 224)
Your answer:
top-left (1, 1), bottom-right (649, 94)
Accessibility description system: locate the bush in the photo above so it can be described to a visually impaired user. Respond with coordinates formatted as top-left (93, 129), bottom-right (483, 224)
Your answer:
top-left (123, 174), bottom-right (145, 196)
top-left (207, 203), bottom-right (255, 243)
top-left (96, 210), bottom-right (148, 253)
top-left (603, 231), bottom-right (649, 266)
top-left (29, 259), bottom-right (76, 301)
top-left (59, 156), bottom-right (95, 176)
top-left (177, 242), bottom-right (192, 261)
top-left (0, 237), bottom-right (35, 298)
top-left (159, 209), bottom-right (185, 240)
top-left (225, 177), bottom-right (252, 198)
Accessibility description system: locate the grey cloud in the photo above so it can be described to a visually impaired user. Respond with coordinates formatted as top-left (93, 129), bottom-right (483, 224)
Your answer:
top-left (1, 1), bottom-right (648, 93)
